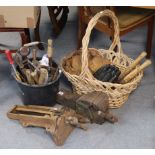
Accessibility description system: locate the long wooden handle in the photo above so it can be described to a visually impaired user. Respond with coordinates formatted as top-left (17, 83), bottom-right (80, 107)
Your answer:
top-left (119, 51), bottom-right (147, 80)
top-left (32, 48), bottom-right (37, 61)
top-left (31, 70), bottom-right (39, 84)
top-left (47, 39), bottom-right (53, 57)
top-left (25, 69), bottom-right (35, 85)
top-left (24, 41), bottom-right (40, 47)
top-left (121, 60), bottom-right (151, 84)
top-left (47, 39), bottom-right (53, 66)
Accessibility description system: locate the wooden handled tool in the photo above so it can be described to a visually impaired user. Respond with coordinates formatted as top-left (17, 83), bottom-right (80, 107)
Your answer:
top-left (38, 68), bottom-right (48, 85)
top-left (31, 70), bottom-right (39, 84)
top-left (24, 41), bottom-right (40, 47)
top-left (47, 39), bottom-right (53, 67)
top-left (32, 48), bottom-right (37, 62)
top-left (25, 69), bottom-right (35, 85)
top-left (120, 60), bottom-right (151, 84)
top-left (119, 52), bottom-right (147, 80)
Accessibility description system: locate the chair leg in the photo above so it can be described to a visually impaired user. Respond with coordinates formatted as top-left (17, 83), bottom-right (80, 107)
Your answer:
top-left (24, 28), bottom-right (31, 43)
top-left (20, 28), bottom-right (31, 46)
top-left (77, 8), bottom-right (87, 49)
top-left (146, 17), bottom-right (154, 59)
top-left (77, 22), bottom-right (86, 49)
top-left (34, 12), bottom-right (44, 50)
top-left (19, 31), bottom-right (28, 46)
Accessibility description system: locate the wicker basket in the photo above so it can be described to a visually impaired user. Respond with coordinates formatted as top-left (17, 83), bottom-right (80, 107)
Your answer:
top-left (61, 10), bottom-right (143, 108)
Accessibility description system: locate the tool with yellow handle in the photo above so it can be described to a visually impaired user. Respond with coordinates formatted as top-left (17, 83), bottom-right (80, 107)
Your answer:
top-left (38, 68), bottom-right (48, 85)
top-left (119, 52), bottom-right (147, 80)
top-left (120, 60), bottom-right (151, 84)
top-left (47, 39), bottom-right (53, 67)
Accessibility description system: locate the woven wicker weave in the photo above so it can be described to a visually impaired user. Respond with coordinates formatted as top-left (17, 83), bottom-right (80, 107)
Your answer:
top-left (61, 10), bottom-right (143, 108)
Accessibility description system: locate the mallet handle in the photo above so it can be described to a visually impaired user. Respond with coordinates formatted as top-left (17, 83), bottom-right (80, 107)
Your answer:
top-left (119, 52), bottom-right (147, 80)
top-left (121, 60), bottom-right (151, 84)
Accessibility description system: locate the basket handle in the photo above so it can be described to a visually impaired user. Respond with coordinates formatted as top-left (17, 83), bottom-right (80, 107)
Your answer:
top-left (81, 10), bottom-right (121, 76)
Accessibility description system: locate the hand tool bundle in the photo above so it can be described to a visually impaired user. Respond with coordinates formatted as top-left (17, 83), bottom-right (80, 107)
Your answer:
top-left (7, 105), bottom-right (89, 146)
top-left (5, 39), bottom-right (59, 86)
top-left (118, 52), bottom-right (151, 84)
top-left (93, 51), bottom-right (151, 83)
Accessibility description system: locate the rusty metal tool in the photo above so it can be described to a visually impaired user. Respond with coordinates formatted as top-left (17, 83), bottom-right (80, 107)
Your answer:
top-left (57, 90), bottom-right (118, 124)
top-left (16, 51), bottom-right (40, 73)
top-left (7, 105), bottom-right (88, 146)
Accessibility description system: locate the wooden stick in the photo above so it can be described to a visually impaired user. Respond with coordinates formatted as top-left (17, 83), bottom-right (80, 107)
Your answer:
top-left (24, 41), bottom-right (40, 47)
top-left (25, 69), bottom-right (35, 85)
top-left (120, 60), bottom-right (151, 84)
top-left (47, 39), bottom-right (53, 66)
top-left (32, 48), bottom-right (37, 62)
top-left (31, 70), bottom-right (39, 84)
top-left (119, 52), bottom-right (147, 80)
top-left (38, 68), bottom-right (48, 85)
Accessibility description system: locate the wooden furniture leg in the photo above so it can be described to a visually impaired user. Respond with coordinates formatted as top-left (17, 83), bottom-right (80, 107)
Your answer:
top-left (77, 7), bottom-right (87, 49)
top-left (47, 6), bottom-right (69, 37)
top-left (48, 6), bottom-right (61, 35)
top-left (34, 11), bottom-right (44, 50)
top-left (146, 16), bottom-right (154, 59)
top-left (24, 28), bottom-right (31, 43)
top-left (19, 28), bottom-right (31, 46)
top-left (19, 31), bottom-right (27, 46)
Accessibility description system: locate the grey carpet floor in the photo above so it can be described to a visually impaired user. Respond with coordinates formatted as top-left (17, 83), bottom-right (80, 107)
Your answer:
top-left (0, 7), bottom-right (155, 149)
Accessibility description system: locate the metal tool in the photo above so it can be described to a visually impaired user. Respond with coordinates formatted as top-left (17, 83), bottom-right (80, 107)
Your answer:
top-left (15, 51), bottom-right (40, 72)
top-left (5, 50), bottom-right (21, 81)
top-left (57, 90), bottom-right (118, 124)
top-left (7, 105), bottom-right (88, 146)
top-left (19, 46), bottom-right (30, 57)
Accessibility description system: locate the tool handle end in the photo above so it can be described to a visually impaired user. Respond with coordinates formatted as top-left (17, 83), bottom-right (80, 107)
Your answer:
top-left (48, 39), bottom-right (53, 46)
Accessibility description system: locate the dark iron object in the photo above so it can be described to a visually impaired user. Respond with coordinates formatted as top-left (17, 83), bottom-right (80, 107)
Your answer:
top-left (93, 64), bottom-right (121, 83)
top-left (93, 64), bottom-right (111, 80)
top-left (57, 90), bottom-right (118, 124)
top-left (109, 69), bottom-right (121, 82)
